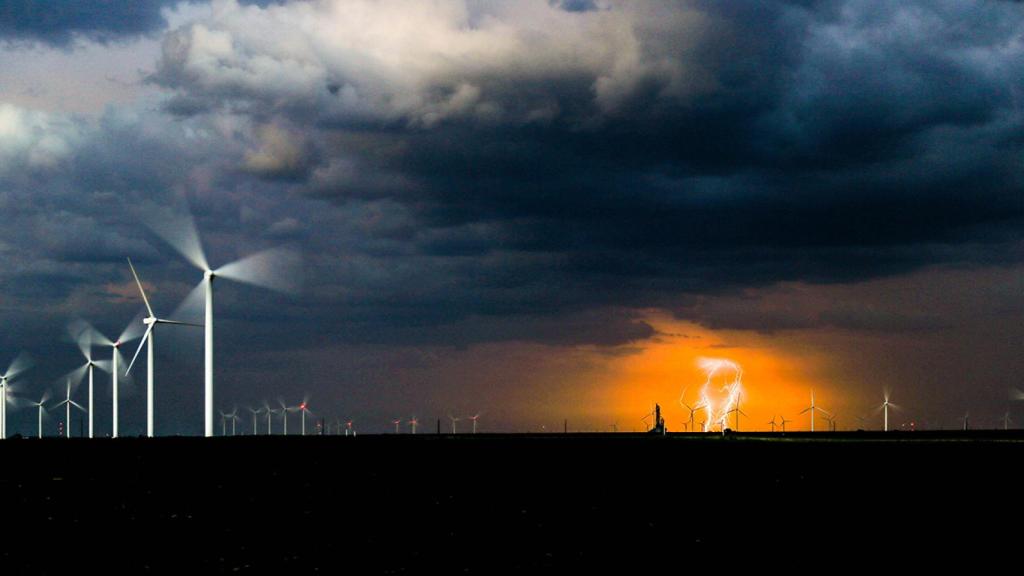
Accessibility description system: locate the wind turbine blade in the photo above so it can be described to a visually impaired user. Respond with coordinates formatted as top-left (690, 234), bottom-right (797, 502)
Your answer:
top-left (92, 359), bottom-right (113, 373)
top-left (215, 247), bottom-right (303, 294)
top-left (1011, 388), bottom-right (1024, 402)
top-left (118, 310), bottom-right (147, 344)
top-left (125, 324), bottom-right (153, 376)
top-left (3, 352), bottom-right (33, 380)
top-left (70, 400), bottom-right (86, 411)
top-left (156, 319), bottom-right (204, 328)
top-left (127, 258), bottom-right (155, 317)
top-left (142, 203), bottom-right (210, 272)
top-left (800, 407), bottom-right (811, 415)
top-left (60, 364), bottom-right (90, 390)
top-left (170, 281), bottom-right (206, 325)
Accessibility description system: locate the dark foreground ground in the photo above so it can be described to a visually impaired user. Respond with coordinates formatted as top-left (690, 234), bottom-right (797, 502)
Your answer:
top-left (2, 431), bottom-right (1023, 572)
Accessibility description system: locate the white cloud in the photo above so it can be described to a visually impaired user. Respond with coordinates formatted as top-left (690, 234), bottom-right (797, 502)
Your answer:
top-left (155, 0), bottom-right (707, 126)
top-left (0, 104), bottom-right (81, 172)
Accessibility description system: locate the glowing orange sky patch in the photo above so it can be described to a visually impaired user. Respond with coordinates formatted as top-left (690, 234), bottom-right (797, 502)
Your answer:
top-left (603, 312), bottom-right (835, 432)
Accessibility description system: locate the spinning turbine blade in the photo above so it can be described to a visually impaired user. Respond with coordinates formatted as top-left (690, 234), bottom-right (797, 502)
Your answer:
top-left (118, 311), bottom-right (147, 345)
top-left (214, 248), bottom-right (303, 294)
top-left (143, 204), bottom-right (210, 272)
top-left (3, 352), bottom-right (33, 380)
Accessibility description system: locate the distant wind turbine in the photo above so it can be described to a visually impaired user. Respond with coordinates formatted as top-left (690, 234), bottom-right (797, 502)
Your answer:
top-left (392, 419), bottom-right (402, 434)
top-left (1, 353), bottom-right (32, 440)
top-left (124, 258), bottom-right (201, 437)
top-left (800, 390), bottom-right (828, 432)
top-left (76, 318), bottom-right (142, 438)
top-left (298, 399), bottom-right (313, 436)
top-left (468, 413), bottom-right (482, 434)
top-left (449, 415), bottom-right (461, 434)
top-left (878, 391), bottom-right (901, 432)
top-left (68, 320), bottom-right (114, 439)
top-left (53, 380), bottom-right (86, 439)
top-left (768, 416), bottom-right (778, 433)
top-left (248, 406), bottom-right (262, 435)
top-left (30, 391), bottom-right (51, 439)
top-left (143, 206), bottom-right (301, 437)
top-left (779, 415), bottom-right (792, 433)
top-left (409, 417), bottom-right (418, 435)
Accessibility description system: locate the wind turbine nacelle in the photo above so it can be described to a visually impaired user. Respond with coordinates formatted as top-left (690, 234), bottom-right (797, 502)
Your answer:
top-left (143, 317), bottom-right (156, 325)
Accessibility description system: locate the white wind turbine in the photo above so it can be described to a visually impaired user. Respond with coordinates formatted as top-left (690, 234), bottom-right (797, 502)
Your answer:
top-left (124, 258), bottom-right (202, 437)
top-left (248, 406), bottom-right (262, 435)
top-left (1, 353), bottom-right (32, 440)
top-left (449, 415), bottom-right (461, 434)
top-left (30, 390), bottom-right (51, 439)
top-left (72, 318), bottom-right (142, 438)
top-left (298, 398), bottom-right (313, 436)
top-left (409, 416), bottom-right (418, 435)
top-left (143, 207), bottom-right (301, 438)
top-left (800, 390), bottom-right (828, 432)
top-left (68, 321), bottom-right (115, 439)
top-left (878, 390), bottom-right (901, 432)
top-left (392, 418), bottom-right (402, 434)
top-left (53, 380), bottom-right (86, 439)
top-left (263, 401), bottom-right (274, 435)
top-left (277, 399), bottom-right (299, 435)
top-left (468, 413), bottom-right (482, 434)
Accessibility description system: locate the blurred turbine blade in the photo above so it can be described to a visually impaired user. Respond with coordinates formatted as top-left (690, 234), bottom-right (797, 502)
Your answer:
top-left (127, 258), bottom-right (155, 317)
top-left (215, 247), bottom-right (302, 294)
top-left (143, 203), bottom-right (210, 272)
top-left (70, 400), bottom-right (86, 412)
top-left (93, 359), bottom-right (113, 373)
top-left (126, 324), bottom-right (153, 376)
top-left (1011, 388), bottom-right (1024, 402)
top-left (118, 310), bottom-right (147, 344)
top-left (170, 281), bottom-right (206, 325)
top-left (60, 364), bottom-right (89, 390)
top-left (4, 352), bottom-right (33, 380)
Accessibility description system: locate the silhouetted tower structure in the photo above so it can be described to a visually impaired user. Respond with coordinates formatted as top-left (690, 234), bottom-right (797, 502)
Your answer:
top-left (650, 403), bottom-right (666, 435)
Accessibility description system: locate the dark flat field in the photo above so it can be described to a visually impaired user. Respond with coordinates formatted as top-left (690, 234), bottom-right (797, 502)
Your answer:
top-left (2, 432), bottom-right (1022, 572)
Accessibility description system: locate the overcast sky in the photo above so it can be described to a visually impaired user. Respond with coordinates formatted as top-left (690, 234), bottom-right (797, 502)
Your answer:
top-left (1, 0), bottom-right (1022, 435)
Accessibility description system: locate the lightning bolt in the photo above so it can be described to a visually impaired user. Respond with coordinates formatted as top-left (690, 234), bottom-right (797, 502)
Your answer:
top-left (694, 358), bottom-right (743, 432)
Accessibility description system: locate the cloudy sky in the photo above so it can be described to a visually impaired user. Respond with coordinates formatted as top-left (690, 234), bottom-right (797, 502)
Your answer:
top-left (0, 0), bottom-right (1021, 435)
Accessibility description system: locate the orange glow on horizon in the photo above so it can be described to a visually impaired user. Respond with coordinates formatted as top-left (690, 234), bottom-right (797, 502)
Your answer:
top-left (603, 312), bottom-right (842, 433)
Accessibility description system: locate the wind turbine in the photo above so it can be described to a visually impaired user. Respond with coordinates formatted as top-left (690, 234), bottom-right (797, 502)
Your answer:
top-left (30, 391), bottom-right (51, 439)
top-left (248, 406), bottom-right (262, 435)
top-left (264, 401), bottom-right (273, 435)
top-left (298, 399), bottom-right (313, 436)
top-left (124, 258), bottom-right (201, 437)
top-left (68, 321), bottom-right (115, 439)
top-left (276, 400), bottom-right (296, 435)
top-left (75, 318), bottom-right (142, 438)
top-left (726, 400), bottom-right (748, 431)
top-left (468, 413), bottom-right (482, 434)
top-left (800, 390), bottom-right (827, 432)
top-left (960, 412), bottom-right (970, 431)
top-left (449, 415), bottom-right (461, 434)
top-left (768, 416), bottom-right (778, 432)
top-left (879, 391), bottom-right (901, 432)
top-left (392, 419), bottom-right (402, 434)
top-left (1003, 412), bottom-right (1013, 431)
top-left (143, 207), bottom-right (301, 437)
top-left (779, 415), bottom-right (792, 433)
top-left (229, 408), bottom-right (239, 436)
top-left (219, 409), bottom-right (230, 436)
top-left (409, 417), bottom-right (418, 435)
top-left (53, 380), bottom-right (86, 439)
top-left (1, 353), bottom-right (32, 440)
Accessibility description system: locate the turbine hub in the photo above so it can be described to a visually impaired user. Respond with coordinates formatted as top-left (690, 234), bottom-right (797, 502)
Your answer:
top-left (144, 317), bottom-right (156, 325)
top-left (205, 269), bottom-right (215, 279)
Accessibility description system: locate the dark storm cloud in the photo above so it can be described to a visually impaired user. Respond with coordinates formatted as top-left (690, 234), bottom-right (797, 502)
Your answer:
top-left (0, 0), bottom-right (178, 45)
top-left (4, 0), bottom-right (1023, 359)
top-left (139, 0), bottom-right (1024, 339)
top-left (0, 0), bottom-right (285, 46)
